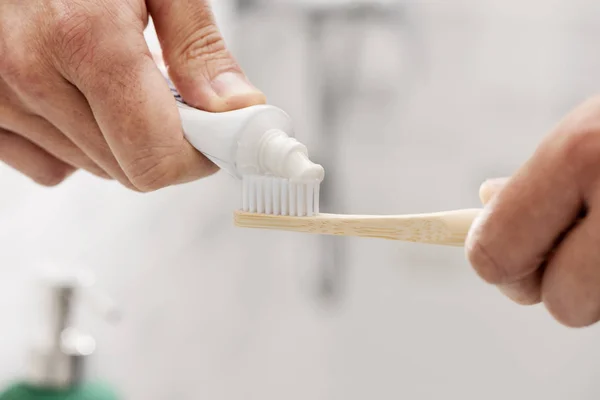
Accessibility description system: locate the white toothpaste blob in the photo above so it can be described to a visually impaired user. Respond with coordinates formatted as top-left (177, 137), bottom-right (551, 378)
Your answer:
top-left (259, 129), bottom-right (325, 182)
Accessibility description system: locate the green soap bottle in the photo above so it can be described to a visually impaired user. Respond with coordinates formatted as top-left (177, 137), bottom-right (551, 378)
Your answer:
top-left (0, 382), bottom-right (118, 400)
top-left (0, 269), bottom-right (120, 400)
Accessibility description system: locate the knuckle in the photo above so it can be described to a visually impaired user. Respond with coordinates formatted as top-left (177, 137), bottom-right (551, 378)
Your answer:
top-left (0, 36), bottom-right (29, 79)
top-left (0, 37), bottom-right (10, 74)
top-left (466, 238), bottom-right (508, 284)
top-left (169, 25), bottom-right (239, 76)
top-left (557, 102), bottom-right (600, 174)
top-left (0, 14), bottom-right (17, 78)
top-left (181, 25), bottom-right (226, 60)
top-left (52, 10), bottom-right (99, 75)
top-left (55, 10), bottom-right (95, 51)
top-left (543, 285), bottom-right (600, 329)
top-left (543, 296), bottom-right (587, 329)
top-left (559, 126), bottom-right (600, 191)
top-left (0, 45), bottom-right (18, 78)
top-left (0, 7), bottom-right (53, 92)
top-left (0, 25), bottom-right (51, 95)
top-left (0, 47), bottom-right (48, 97)
top-left (126, 148), bottom-right (183, 192)
top-left (561, 127), bottom-right (600, 165)
top-left (537, 97), bottom-right (600, 193)
top-left (87, 52), bottom-right (142, 100)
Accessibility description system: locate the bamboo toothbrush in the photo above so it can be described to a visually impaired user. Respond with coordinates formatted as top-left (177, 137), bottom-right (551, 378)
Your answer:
top-left (234, 208), bottom-right (483, 247)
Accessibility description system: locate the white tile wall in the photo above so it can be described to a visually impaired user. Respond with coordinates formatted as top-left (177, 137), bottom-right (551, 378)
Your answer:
top-left (2, 1), bottom-right (600, 399)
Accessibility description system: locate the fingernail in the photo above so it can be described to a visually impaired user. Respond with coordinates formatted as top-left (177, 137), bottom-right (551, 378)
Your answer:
top-left (479, 177), bottom-right (508, 204)
top-left (211, 72), bottom-right (262, 100)
top-left (483, 177), bottom-right (508, 188)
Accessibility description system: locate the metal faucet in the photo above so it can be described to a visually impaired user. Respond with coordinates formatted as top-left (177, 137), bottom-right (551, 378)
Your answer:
top-left (28, 268), bottom-right (118, 389)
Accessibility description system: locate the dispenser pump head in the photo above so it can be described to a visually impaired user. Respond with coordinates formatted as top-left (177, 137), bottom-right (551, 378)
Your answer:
top-left (28, 267), bottom-right (118, 389)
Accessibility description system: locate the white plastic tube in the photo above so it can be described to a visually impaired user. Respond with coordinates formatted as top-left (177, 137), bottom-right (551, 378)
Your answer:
top-left (175, 100), bottom-right (324, 182)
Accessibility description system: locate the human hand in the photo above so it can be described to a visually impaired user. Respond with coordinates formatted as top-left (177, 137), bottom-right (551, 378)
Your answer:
top-left (466, 97), bottom-right (600, 328)
top-left (0, 0), bottom-right (265, 190)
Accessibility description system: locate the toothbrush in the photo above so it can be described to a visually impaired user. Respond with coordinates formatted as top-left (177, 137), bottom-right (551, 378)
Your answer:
top-left (233, 209), bottom-right (483, 247)
top-left (165, 75), bottom-right (479, 246)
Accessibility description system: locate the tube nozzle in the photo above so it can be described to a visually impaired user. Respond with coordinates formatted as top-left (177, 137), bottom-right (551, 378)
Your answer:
top-left (260, 129), bottom-right (325, 182)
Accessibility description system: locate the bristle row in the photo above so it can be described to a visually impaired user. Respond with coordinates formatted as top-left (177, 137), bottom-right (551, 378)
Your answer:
top-left (242, 175), bottom-right (320, 216)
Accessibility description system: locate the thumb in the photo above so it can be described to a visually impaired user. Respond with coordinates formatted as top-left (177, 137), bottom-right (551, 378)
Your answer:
top-left (148, 0), bottom-right (266, 112)
top-left (479, 177), bottom-right (509, 205)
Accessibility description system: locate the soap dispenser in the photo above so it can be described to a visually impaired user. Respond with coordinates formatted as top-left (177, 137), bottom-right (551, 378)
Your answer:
top-left (0, 269), bottom-right (120, 400)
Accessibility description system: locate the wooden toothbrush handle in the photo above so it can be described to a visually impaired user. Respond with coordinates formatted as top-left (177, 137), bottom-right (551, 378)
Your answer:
top-left (234, 209), bottom-right (483, 246)
top-left (423, 208), bottom-right (483, 246)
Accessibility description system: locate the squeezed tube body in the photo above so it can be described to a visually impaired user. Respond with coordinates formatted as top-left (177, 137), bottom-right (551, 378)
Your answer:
top-left (176, 102), bottom-right (324, 182)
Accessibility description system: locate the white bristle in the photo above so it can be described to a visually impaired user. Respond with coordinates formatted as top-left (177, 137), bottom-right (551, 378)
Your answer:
top-left (256, 177), bottom-right (265, 213)
top-left (314, 182), bottom-right (320, 214)
top-left (241, 175), bottom-right (321, 217)
top-left (281, 180), bottom-right (288, 216)
top-left (272, 179), bottom-right (280, 215)
top-left (297, 184), bottom-right (305, 216)
top-left (307, 184), bottom-right (314, 216)
top-left (264, 179), bottom-right (273, 214)
top-left (289, 183), bottom-right (297, 216)
top-left (248, 176), bottom-right (256, 213)
top-left (242, 176), bottom-right (249, 212)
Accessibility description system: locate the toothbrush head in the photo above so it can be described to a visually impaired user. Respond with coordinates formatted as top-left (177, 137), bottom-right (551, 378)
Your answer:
top-left (241, 175), bottom-right (321, 217)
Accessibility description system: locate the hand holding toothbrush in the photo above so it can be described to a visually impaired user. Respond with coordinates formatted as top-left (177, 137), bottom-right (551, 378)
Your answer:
top-left (466, 96), bottom-right (600, 328)
top-left (0, 0), bottom-right (265, 190)
top-left (230, 93), bottom-right (600, 329)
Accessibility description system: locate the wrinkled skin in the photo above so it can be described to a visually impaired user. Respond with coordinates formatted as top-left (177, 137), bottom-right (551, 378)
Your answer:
top-left (467, 96), bottom-right (600, 328)
top-left (0, 0), bottom-right (265, 190)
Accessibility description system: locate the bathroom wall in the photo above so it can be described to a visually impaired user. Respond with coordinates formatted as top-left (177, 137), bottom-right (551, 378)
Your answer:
top-left (2, 1), bottom-right (600, 399)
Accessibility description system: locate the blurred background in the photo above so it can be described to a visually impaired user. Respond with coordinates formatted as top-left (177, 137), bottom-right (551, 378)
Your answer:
top-left (2, 0), bottom-right (600, 399)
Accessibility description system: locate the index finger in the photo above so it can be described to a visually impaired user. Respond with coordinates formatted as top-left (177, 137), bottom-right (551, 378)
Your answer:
top-left (67, 33), bottom-right (216, 191)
